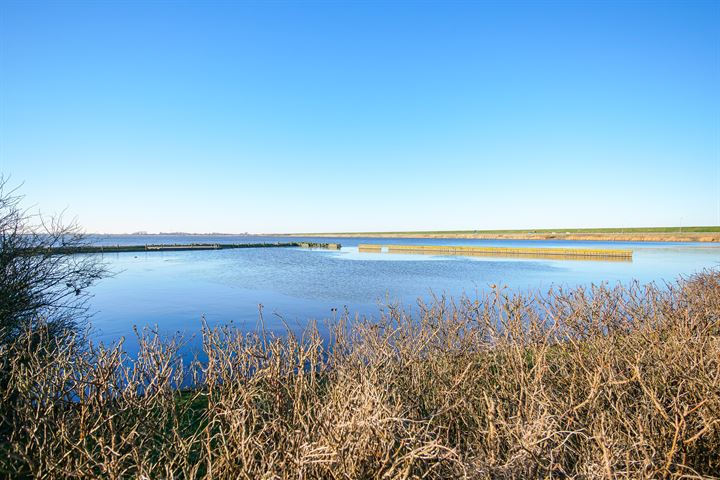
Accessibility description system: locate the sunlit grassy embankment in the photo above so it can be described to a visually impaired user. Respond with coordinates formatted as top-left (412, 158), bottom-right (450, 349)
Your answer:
top-left (285, 226), bottom-right (720, 243)
top-left (1, 272), bottom-right (719, 478)
top-left (296, 226), bottom-right (720, 235)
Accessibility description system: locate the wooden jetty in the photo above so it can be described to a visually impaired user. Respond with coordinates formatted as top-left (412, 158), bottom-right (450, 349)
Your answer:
top-left (358, 244), bottom-right (633, 260)
top-left (51, 242), bottom-right (341, 254)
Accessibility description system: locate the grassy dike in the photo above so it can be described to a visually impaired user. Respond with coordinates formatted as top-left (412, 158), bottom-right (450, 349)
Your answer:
top-left (1, 271), bottom-right (718, 478)
top-left (293, 226), bottom-right (720, 235)
top-left (284, 227), bottom-right (720, 243)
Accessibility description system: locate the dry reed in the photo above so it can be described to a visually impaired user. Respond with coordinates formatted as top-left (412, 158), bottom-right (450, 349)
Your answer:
top-left (1, 271), bottom-right (718, 479)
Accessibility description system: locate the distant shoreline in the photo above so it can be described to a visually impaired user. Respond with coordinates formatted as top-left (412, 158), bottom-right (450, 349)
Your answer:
top-left (279, 230), bottom-right (720, 243)
top-left (89, 227), bottom-right (720, 243)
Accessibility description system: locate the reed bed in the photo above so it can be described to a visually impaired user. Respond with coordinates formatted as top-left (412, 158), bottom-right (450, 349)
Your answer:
top-left (1, 271), bottom-right (719, 479)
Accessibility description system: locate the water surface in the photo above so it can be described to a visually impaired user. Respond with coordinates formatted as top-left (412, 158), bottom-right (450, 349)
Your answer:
top-left (87, 235), bottom-right (720, 351)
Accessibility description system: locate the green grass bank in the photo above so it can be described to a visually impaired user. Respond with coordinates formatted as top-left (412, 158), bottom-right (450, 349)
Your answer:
top-left (283, 227), bottom-right (720, 243)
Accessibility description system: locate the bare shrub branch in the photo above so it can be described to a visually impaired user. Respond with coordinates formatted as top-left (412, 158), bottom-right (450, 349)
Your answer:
top-left (0, 176), bottom-right (107, 345)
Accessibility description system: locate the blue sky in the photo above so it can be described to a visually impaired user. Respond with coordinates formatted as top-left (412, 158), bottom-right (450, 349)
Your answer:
top-left (1, 1), bottom-right (718, 233)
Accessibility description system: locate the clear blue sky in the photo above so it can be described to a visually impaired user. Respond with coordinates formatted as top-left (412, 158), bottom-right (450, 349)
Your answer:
top-left (1, 1), bottom-right (718, 233)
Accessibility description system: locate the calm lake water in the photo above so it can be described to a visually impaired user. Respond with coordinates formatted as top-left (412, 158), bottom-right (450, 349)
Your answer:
top-left (87, 235), bottom-right (720, 352)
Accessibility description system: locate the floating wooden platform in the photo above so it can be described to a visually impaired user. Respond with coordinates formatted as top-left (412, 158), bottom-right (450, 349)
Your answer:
top-left (358, 244), bottom-right (633, 260)
top-left (52, 242), bottom-right (340, 254)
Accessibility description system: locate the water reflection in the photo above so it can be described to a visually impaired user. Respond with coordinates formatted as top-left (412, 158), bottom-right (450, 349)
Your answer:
top-left (87, 235), bottom-right (720, 355)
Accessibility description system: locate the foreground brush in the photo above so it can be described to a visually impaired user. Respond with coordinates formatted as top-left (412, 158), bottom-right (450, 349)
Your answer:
top-left (1, 271), bottom-right (718, 479)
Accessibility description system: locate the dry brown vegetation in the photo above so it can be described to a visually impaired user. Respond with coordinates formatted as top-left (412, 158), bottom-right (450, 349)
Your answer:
top-left (1, 271), bottom-right (719, 479)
